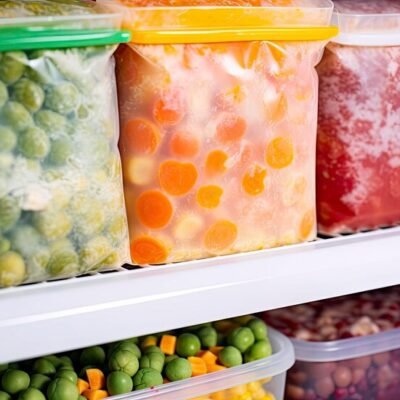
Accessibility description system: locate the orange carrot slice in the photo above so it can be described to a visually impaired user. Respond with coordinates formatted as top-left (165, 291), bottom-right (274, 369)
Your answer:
top-left (131, 236), bottom-right (168, 265)
top-left (205, 150), bottom-right (228, 176)
top-left (86, 369), bottom-right (105, 390)
top-left (122, 118), bottom-right (160, 155)
top-left (216, 113), bottom-right (246, 143)
top-left (136, 190), bottom-right (173, 229)
top-left (170, 130), bottom-right (200, 158)
top-left (160, 335), bottom-right (177, 356)
top-left (196, 185), bottom-right (223, 209)
top-left (153, 91), bottom-right (185, 125)
top-left (204, 220), bottom-right (238, 253)
top-left (188, 357), bottom-right (207, 377)
top-left (159, 160), bottom-right (198, 196)
top-left (265, 137), bottom-right (294, 169)
top-left (242, 165), bottom-right (267, 196)
top-left (299, 210), bottom-right (315, 240)
top-left (82, 389), bottom-right (108, 400)
top-left (77, 379), bottom-right (89, 395)
top-left (199, 351), bottom-right (218, 365)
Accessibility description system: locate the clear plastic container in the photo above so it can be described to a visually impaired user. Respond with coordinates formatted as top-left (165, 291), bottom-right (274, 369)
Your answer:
top-left (101, 0), bottom-right (337, 265)
top-left (107, 328), bottom-right (294, 400)
top-left (0, 1), bottom-right (131, 287)
top-left (316, 0), bottom-right (400, 235)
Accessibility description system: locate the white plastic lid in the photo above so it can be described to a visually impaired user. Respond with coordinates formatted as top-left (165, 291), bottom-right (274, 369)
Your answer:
top-left (332, 0), bottom-right (400, 46)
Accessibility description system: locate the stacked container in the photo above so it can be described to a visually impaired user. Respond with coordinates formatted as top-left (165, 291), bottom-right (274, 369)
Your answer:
top-left (0, 0), bottom-right (131, 287)
top-left (317, 0), bottom-right (400, 235)
top-left (102, 0), bottom-right (337, 265)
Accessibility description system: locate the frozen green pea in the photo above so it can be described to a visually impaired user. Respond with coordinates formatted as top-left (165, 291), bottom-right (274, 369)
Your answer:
top-left (9, 225), bottom-right (41, 257)
top-left (29, 374), bottom-right (51, 391)
top-left (0, 127), bottom-right (17, 152)
top-left (227, 327), bottom-right (255, 353)
top-left (164, 358), bottom-right (192, 382)
top-left (197, 326), bottom-right (218, 348)
top-left (1, 369), bottom-right (30, 395)
top-left (110, 342), bottom-right (141, 360)
top-left (18, 388), bottom-right (45, 400)
top-left (42, 356), bottom-right (61, 369)
top-left (247, 318), bottom-right (268, 341)
top-left (0, 82), bottom-right (8, 108)
top-left (139, 353), bottom-right (164, 373)
top-left (47, 248), bottom-right (79, 277)
top-left (19, 126), bottom-right (50, 160)
top-left (0, 391), bottom-right (11, 400)
top-left (2, 102), bottom-right (33, 132)
top-left (107, 371), bottom-right (133, 396)
top-left (143, 346), bottom-right (165, 358)
top-left (176, 333), bottom-right (201, 357)
top-left (244, 340), bottom-right (272, 363)
top-left (0, 364), bottom-right (8, 374)
top-left (0, 52), bottom-right (27, 84)
top-left (46, 378), bottom-right (79, 400)
top-left (45, 83), bottom-right (80, 115)
top-left (57, 366), bottom-right (74, 372)
top-left (55, 370), bottom-right (77, 384)
top-left (35, 110), bottom-right (66, 134)
top-left (33, 358), bottom-right (56, 376)
top-left (58, 356), bottom-right (73, 368)
top-left (80, 346), bottom-right (105, 367)
top-left (12, 78), bottom-right (44, 113)
top-left (165, 355), bottom-right (178, 364)
top-left (0, 237), bottom-right (10, 255)
top-left (0, 251), bottom-right (25, 287)
top-left (33, 209), bottom-right (72, 241)
top-left (79, 236), bottom-right (112, 270)
top-left (132, 368), bottom-right (163, 391)
top-left (47, 137), bottom-right (72, 166)
top-left (108, 350), bottom-right (139, 377)
top-left (219, 346), bottom-right (243, 367)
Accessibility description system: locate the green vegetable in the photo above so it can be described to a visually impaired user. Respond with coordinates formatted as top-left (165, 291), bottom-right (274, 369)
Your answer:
top-left (108, 215), bottom-right (127, 243)
top-left (0, 237), bottom-right (10, 255)
top-left (0, 251), bottom-right (25, 287)
top-left (244, 339), bottom-right (272, 363)
top-left (55, 370), bottom-right (77, 384)
top-left (79, 346), bottom-right (105, 367)
top-left (12, 78), bottom-right (45, 113)
top-left (227, 327), bottom-right (255, 353)
top-left (18, 126), bottom-right (50, 160)
top-left (218, 346), bottom-right (243, 367)
top-left (45, 83), bottom-right (80, 115)
top-left (42, 356), bottom-right (61, 369)
top-left (164, 355), bottom-right (178, 364)
top-left (9, 225), bottom-right (41, 257)
top-left (74, 204), bottom-right (105, 238)
top-left (0, 195), bottom-right (20, 232)
top-left (2, 102), bottom-right (33, 131)
top-left (143, 346), bottom-right (164, 358)
top-left (47, 248), bottom-right (79, 277)
top-left (27, 247), bottom-right (50, 273)
top-left (47, 137), bottom-right (72, 167)
top-left (18, 388), bottom-right (46, 400)
top-left (46, 378), bottom-right (79, 400)
top-left (79, 236), bottom-right (111, 270)
top-left (108, 350), bottom-right (139, 377)
top-left (197, 326), bottom-right (218, 348)
top-left (33, 209), bottom-right (72, 241)
top-left (32, 359), bottom-right (56, 376)
top-left (139, 353), bottom-right (164, 373)
top-left (0, 52), bottom-right (27, 84)
top-left (176, 333), bottom-right (201, 357)
top-left (0, 391), bottom-right (11, 400)
top-left (164, 358), bottom-right (192, 382)
top-left (0, 81), bottom-right (8, 108)
top-left (29, 374), bottom-right (51, 391)
top-left (107, 371), bottom-right (133, 396)
top-left (0, 127), bottom-right (17, 152)
top-left (109, 342), bottom-right (141, 360)
top-left (1, 370), bottom-right (30, 395)
top-left (247, 318), bottom-right (268, 341)
top-left (131, 368), bottom-right (163, 391)
top-left (58, 357), bottom-right (73, 368)
top-left (35, 110), bottom-right (66, 134)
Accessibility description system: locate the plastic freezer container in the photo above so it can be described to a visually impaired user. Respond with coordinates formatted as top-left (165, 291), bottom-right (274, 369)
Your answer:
top-left (101, 0), bottom-right (337, 265)
top-left (107, 328), bottom-right (295, 400)
top-left (316, 0), bottom-right (400, 235)
top-left (0, 1), bottom-right (131, 287)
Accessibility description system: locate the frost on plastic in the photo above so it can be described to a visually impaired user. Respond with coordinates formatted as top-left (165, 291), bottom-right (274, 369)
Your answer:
top-left (0, 46), bottom-right (129, 287)
top-left (117, 39), bottom-right (326, 265)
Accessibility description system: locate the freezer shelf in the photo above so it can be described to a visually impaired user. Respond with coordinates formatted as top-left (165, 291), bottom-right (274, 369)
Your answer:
top-left (0, 226), bottom-right (400, 363)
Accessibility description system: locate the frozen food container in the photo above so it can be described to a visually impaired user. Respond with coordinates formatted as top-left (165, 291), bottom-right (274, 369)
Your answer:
top-left (264, 287), bottom-right (400, 399)
top-left (0, 0), bottom-right (131, 287)
top-left (317, 0), bottom-right (400, 235)
top-left (101, 0), bottom-right (337, 265)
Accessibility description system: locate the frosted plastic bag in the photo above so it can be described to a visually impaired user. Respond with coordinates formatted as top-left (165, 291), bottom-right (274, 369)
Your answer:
top-left (102, 0), bottom-right (336, 265)
top-left (0, 1), bottom-right (131, 287)
top-left (317, 0), bottom-right (400, 235)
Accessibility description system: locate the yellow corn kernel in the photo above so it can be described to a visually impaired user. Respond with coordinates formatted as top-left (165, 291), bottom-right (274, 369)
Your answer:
top-left (210, 391), bottom-right (226, 400)
top-left (253, 388), bottom-right (267, 400)
top-left (247, 381), bottom-right (262, 393)
top-left (259, 377), bottom-right (272, 385)
top-left (262, 393), bottom-right (276, 400)
top-left (229, 385), bottom-right (247, 396)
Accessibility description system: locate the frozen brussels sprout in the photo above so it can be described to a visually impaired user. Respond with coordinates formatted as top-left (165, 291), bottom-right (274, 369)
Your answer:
top-left (10, 224), bottom-right (42, 257)
top-left (0, 236), bottom-right (10, 254)
top-left (0, 195), bottom-right (21, 232)
top-left (12, 78), bottom-right (45, 113)
top-left (47, 248), bottom-right (79, 277)
top-left (108, 350), bottom-right (139, 377)
top-left (45, 82), bottom-right (80, 115)
top-left (74, 202), bottom-right (105, 237)
top-left (0, 126), bottom-right (17, 152)
top-left (0, 251), bottom-right (26, 287)
top-left (27, 247), bottom-right (50, 274)
top-left (2, 101), bottom-right (33, 131)
top-left (18, 126), bottom-right (50, 160)
top-left (108, 215), bottom-right (127, 244)
top-left (0, 81), bottom-right (8, 108)
top-left (0, 51), bottom-right (27, 84)
top-left (79, 236), bottom-right (112, 270)
top-left (47, 137), bottom-right (72, 166)
top-left (35, 110), bottom-right (66, 134)
top-left (33, 209), bottom-right (72, 241)
top-left (132, 368), bottom-right (163, 391)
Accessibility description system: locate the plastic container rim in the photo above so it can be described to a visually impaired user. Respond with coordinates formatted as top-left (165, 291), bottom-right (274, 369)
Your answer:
top-left (291, 328), bottom-right (400, 363)
top-left (107, 328), bottom-right (295, 399)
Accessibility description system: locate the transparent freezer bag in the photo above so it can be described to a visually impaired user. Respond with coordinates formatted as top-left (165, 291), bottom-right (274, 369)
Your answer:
top-left (108, 1), bottom-right (337, 265)
top-left (0, 44), bottom-right (130, 287)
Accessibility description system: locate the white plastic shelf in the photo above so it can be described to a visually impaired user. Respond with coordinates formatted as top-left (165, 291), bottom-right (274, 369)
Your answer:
top-left (1, 227), bottom-right (400, 363)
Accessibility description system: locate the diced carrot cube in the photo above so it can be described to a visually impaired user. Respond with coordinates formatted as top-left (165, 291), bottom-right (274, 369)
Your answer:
top-left (86, 369), bottom-right (105, 390)
top-left (207, 364), bottom-right (227, 373)
top-left (160, 335), bottom-right (177, 355)
top-left (200, 351), bottom-right (217, 365)
top-left (188, 357), bottom-right (207, 377)
top-left (77, 379), bottom-right (89, 395)
top-left (209, 346), bottom-right (224, 355)
top-left (82, 389), bottom-right (108, 400)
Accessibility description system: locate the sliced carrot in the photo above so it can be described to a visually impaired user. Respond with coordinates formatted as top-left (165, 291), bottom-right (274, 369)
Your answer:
top-left (160, 335), bottom-right (177, 356)
top-left (188, 357), bottom-right (207, 377)
top-left (216, 113), bottom-right (247, 143)
top-left (204, 220), bottom-right (238, 253)
top-left (170, 130), bottom-right (200, 158)
top-left (153, 91), bottom-right (185, 125)
top-left (209, 346), bottom-right (224, 355)
top-left (82, 389), bottom-right (108, 400)
top-left (196, 185), bottom-right (223, 209)
top-left (77, 379), bottom-right (89, 395)
top-left (242, 165), bottom-right (267, 196)
top-left (159, 160), bottom-right (198, 196)
top-left (265, 137), bottom-right (294, 169)
top-left (207, 364), bottom-right (227, 373)
top-left (131, 236), bottom-right (168, 265)
top-left (299, 210), bottom-right (315, 240)
top-left (205, 150), bottom-right (228, 176)
top-left (199, 350), bottom-right (218, 365)
top-left (86, 369), bottom-right (105, 390)
top-left (136, 190), bottom-right (173, 229)
top-left (122, 118), bottom-right (161, 155)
